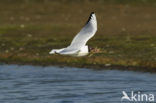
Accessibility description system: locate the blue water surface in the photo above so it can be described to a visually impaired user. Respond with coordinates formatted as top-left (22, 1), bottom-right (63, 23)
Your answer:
top-left (0, 64), bottom-right (156, 103)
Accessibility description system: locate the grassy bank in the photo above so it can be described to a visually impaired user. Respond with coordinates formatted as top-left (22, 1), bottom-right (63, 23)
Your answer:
top-left (0, 0), bottom-right (156, 72)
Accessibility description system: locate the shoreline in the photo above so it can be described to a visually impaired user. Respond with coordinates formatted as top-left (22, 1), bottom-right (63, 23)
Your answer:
top-left (0, 58), bottom-right (155, 73)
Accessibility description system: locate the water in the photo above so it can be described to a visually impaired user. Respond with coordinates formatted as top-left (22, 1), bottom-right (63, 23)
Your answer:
top-left (0, 64), bottom-right (156, 103)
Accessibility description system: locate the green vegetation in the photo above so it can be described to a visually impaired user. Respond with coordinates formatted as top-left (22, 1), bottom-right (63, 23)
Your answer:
top-left (0, 0), bottom-right (156, 72)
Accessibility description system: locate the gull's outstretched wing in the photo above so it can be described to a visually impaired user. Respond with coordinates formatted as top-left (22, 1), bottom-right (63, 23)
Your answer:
top-left (49, 12), bottom-right (97, 55)
top-left (68, 12), bottom-right (97, 49)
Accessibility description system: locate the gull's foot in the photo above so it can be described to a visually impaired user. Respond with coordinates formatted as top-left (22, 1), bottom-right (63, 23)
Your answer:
top-left (88, 47), bottom-right (102, 57)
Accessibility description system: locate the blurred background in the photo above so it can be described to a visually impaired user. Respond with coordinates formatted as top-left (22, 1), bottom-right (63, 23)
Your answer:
top-left (0, 0), bottom-right (156, 68)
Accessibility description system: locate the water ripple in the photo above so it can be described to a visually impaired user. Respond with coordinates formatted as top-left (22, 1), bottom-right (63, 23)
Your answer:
top-left (0, 64), bottom-right (156, 103)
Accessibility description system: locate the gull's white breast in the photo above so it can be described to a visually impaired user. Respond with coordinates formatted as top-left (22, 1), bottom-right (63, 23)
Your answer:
top-left (61, 45), bottom-right (89, 57)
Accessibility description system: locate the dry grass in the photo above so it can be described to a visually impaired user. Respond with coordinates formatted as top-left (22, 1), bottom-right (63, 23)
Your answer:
top-left (0, 0), bottom-right (156, 71)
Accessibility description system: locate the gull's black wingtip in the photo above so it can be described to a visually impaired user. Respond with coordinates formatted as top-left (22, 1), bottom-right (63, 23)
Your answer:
top-left (85, 12), bottom-right (95, 24)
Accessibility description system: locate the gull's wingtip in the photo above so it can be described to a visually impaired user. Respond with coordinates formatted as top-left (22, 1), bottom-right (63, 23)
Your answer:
top-left (91, 12), bottom-right (95, 14)
top-left (86, 12), bottom-right (96, 24)
top-left (90, 12), bottom-right (95, 16)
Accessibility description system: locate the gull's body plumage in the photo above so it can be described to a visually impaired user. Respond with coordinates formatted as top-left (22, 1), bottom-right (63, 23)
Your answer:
top-left (49, 12), bottom-right (97, 57)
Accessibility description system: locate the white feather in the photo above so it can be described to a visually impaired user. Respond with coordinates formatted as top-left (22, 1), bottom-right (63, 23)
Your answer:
top-left (68, 13), bottom-right (97, 49)
top-left (49, 12), bottom-right (97, 57)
